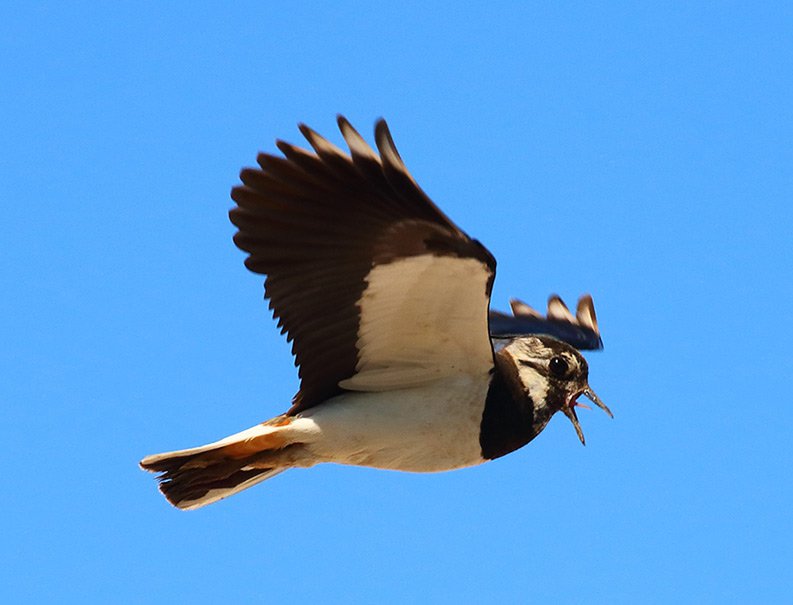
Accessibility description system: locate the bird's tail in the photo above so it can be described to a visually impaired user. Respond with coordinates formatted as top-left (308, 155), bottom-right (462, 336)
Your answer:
top-left (140, 416), bottom-right (294, 510)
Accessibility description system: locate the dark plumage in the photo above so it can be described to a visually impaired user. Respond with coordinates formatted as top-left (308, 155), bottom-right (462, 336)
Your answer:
top-left (141, 117), bottom-right (612, 510)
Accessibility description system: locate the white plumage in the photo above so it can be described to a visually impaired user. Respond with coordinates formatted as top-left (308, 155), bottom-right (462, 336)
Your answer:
top-left (140, 116), bottom-right (611, 510)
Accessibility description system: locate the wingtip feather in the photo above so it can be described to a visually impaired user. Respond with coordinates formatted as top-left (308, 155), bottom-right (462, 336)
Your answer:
top-left (547, 294), bottom-right (576, 322)
top-left (575, 294), bottom-right (600, 335)
top-left (374, 118), bottom-right (407, 172)
top-left (299, 122), bottom-right (348, 158)
top-left (509, 298), bottom-right (542, 318)
top-left (337, 115), bottom-right (380, 162)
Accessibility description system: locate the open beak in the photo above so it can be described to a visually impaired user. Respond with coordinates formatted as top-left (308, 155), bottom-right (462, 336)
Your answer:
top-left (562, 385), bottom-right (613, 446)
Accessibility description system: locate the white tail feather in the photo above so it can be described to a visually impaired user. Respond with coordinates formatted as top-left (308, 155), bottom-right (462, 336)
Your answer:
top-left (140, 417), bottom-right (296, 510)
top-left (176, 468), bottom-right (285, 510)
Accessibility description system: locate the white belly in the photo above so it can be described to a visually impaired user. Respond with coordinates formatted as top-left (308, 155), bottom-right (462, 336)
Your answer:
top-left (298, 374), bottom-right (490, 472)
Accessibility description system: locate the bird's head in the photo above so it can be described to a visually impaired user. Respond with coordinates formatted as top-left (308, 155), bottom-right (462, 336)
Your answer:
top-left (500, 335), bottom-right (612, 445)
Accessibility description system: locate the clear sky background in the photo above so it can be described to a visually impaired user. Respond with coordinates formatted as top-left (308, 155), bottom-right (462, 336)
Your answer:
top-left (2, 3), bottom-right (791, 603)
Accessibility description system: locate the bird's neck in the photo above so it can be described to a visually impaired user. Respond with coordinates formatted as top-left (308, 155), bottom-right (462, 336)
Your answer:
top-left (479, 351), bottom-right (555, 460)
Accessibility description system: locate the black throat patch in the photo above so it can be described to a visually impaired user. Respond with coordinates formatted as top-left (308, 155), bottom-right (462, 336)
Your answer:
top-left (479, 352), bottom-right (553, 460)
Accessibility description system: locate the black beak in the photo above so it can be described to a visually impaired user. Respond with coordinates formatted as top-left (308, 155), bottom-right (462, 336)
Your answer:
top-left (562, 385), bottom-right (613, 446)
top-left (583, 386), bottom-right (613, 418)
top-left (561, 404), bottom-right (586, 445)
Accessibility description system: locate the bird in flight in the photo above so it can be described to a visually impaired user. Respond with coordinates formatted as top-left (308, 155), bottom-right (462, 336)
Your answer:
top-left (140, 116), bottom-right (612, 510)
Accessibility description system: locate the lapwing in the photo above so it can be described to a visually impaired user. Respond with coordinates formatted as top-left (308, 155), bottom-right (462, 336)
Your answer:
top-left (140, 116), bottom-right (612, 510)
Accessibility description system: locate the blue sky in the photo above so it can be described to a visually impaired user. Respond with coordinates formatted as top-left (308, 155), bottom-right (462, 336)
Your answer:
top-left (2, 2), bottom-right (791, 603)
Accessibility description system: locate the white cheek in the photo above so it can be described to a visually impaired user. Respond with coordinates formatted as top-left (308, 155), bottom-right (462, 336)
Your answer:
top-left (516, 365), bottom-right (549, 412)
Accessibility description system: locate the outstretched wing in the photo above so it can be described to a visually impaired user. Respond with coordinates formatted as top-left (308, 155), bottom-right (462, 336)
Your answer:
top-left (489, 294), bottom-right (604, 350)
top-left (230, 117), bottom-right (496, 414)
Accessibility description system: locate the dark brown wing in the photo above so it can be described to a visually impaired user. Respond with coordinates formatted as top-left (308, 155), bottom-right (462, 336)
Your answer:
top-left (229, 117), bottom-right (496, 414)
top-left (489, 294), bottom-right (604, 350)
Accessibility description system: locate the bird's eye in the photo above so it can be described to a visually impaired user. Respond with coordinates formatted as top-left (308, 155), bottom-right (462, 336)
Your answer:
top-left (549, 356), bottom-right (569, 378)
